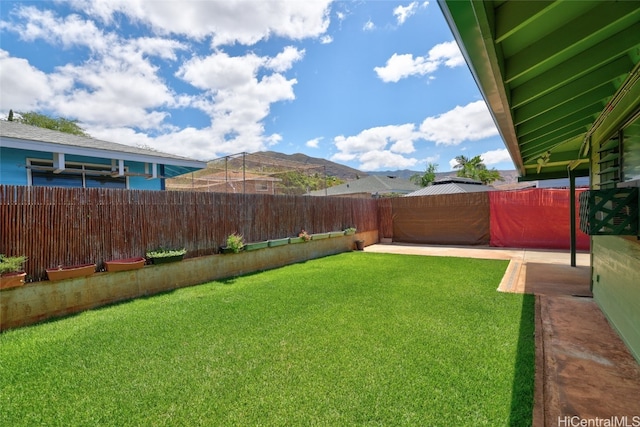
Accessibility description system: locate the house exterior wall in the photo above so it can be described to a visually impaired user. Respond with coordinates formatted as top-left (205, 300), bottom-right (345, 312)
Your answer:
top-left (0, 147), bottom-right (162, 190)
top-left (590, 113), bottom-right (640, 363)
top-left (592, 236), bottom-right (640, 362)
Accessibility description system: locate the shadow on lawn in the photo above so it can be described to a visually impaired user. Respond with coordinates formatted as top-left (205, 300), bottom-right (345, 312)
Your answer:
top-left (509, 293), bottom-right (536, 426)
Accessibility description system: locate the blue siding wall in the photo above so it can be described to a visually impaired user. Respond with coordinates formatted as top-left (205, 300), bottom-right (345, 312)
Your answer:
top-left (0, 147), bottom-right (163, 190)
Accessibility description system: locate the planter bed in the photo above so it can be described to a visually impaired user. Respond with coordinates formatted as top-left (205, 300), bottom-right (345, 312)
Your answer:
top-left (289, 237), bottom-right (308, 244)
top-left (329, 231), bottom-right (346, 238)
top-left (105, 257), bottom-right (146, 272)
top-left (0, 272), bottom-right (27, 290)
top-left (311, 233), bottom-right (330, 240)
top-left (268, 238), bottom-right (290, 247)
top-left (245, 241), bottom-right (269, 251)
top-left (46, 264), bottom-right (96, 281)
top-left (149, 254), bottom-right (184, 264)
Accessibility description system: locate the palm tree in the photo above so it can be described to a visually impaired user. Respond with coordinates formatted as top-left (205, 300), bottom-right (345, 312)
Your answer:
top-left (453, 155), bottom-right (503, 185)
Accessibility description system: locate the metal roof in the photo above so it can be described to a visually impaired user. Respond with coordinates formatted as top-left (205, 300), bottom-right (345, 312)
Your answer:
top-left (406, 182), bottom-right (494, 197)
top-left (0, 120), bottom-right (206, 171)
top-left (438, 0), bottom-right (640, 181)
top-left (308, 175), bottom-right (419, 196)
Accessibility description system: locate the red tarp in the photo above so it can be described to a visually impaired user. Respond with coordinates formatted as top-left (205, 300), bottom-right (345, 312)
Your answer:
top-left (489, 189), bottom-right (590, 250)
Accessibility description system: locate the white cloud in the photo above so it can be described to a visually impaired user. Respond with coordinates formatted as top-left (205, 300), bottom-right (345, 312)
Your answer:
top-left (331, 124), bottom-right (421, 169)
top-left (0, 6), bottom-right (188, 130)
top-left (428, 40), bottom-right (465, 68)
top-left (175, 48), bottom-right (298, 155)
top-left (178, 52), bottom-right (264, 91)
top-left (306, 137), bottom-right (322, 148)
top-left (393, 2), bottom-right (418, 25)
top-left (448, 158), bottom-right (459, 169)
top-left (424, 155), bottom-right (439, 164)
top-left (320, 35), bottom-right (333, 44)
top-left (330, 101), bottom-right (501, 171)
top-left (480, 148), bottom-right (512, 165)
top-left (0, 50), bottom-right (55, 111)
top-left (363, 20), bottom-right (375, 31)
top-left (5, 6), bottom-right (112, 51)
top-left (374, 41), bottom-right (463, 83)
top-left (265, 46), bottom-right (305, 72)
top-left (374, 53), bottom-right (438, 83)
top-left (358, 150), bottom-right (418, 171)
top-left (419, 100), bottom-right (498, 145)
top-left (66, 0), bottom-right (332, 46)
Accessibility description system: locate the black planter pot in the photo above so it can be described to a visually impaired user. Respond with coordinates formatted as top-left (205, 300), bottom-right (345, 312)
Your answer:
top-left (150, 254), bottom-right (184, 264)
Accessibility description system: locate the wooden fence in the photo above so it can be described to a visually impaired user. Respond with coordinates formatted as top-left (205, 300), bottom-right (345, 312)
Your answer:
top-left (0, 185), bottom-right (378, 281)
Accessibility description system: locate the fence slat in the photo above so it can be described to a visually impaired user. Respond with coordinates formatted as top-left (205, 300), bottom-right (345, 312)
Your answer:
top-left (0, 186), bottom-right (378, 281)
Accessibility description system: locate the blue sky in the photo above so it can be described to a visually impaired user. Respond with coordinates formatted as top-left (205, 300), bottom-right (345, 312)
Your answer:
top-left (0, 1), bottom-right (515, 172)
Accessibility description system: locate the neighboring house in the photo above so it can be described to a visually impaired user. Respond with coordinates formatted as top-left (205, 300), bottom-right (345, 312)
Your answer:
top-left (308, 175), bottom-right (420, 198)
top-left (439, 0), bottom-right (640, 360)
top-left (405, 177), bottom-right (495, 196)
top-left (166, 170), bottom-right (282, 194)
top-left (0, 120), bottom-right (206, 190)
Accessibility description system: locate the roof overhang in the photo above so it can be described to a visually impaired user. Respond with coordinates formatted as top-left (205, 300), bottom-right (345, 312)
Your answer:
top-left (438, 0), bottom-right (640, 181)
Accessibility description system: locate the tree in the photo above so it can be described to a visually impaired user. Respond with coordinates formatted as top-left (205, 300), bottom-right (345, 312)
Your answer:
top-left (15, 111), bottom-right (90, 137)
top-left (274, 170), bottom-right (345, 195)
top-left (7, 109), bottom-right (14, 121)
top-left (410, 162), bottom-right (439, 187)
top-left (452, 154), bottom-right (503, 185)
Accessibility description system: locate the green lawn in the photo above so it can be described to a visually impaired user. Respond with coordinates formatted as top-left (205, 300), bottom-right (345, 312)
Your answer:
top-left (0, 253), bottom-right (534, 426)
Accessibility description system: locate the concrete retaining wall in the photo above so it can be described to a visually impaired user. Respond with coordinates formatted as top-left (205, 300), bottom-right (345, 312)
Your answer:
top-left (1, 231), bottom-right (377, 331)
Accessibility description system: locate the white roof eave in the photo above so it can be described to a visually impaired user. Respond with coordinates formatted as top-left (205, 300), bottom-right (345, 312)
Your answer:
top-left (1, 137), bottom-right (207, 169)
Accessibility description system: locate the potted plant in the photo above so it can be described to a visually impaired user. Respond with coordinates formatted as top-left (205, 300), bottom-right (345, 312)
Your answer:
top-left (145, 248), bottom-right (187, 264)
top-left (220, 233), bottom-right (244, 254)
top-left (104, 256), bottom-right (146, 272)
top-left (0, 254), bottom-right (27, 290)
top-left (290, 229), bottom-right (311, 244)
top-left (344, 227), bottom-right (357, 235)
top-left (46, 263), bottom-right (96, 281)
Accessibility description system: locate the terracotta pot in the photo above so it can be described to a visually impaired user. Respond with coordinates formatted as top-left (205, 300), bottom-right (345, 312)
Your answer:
top-left (46, 264), bottom-right (96, 281)
top-left (0, 271), bottom-right (26, 290)
top-left (105, 257), bottom-right (146, 272)
top-left (355, 240), bottom-right (365, 251)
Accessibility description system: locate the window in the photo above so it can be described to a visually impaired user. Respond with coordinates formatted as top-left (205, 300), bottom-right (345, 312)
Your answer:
top-left (622, 114), bottom-right (640, 183)
top-left (596, 135), bottom-right (620, 189)
top-left (28, 159), bottom-right (127, 189)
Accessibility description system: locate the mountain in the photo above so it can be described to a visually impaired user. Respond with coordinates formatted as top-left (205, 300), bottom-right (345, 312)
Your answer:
top-left (257, 151), bottom-right (367, 180)
top-left (257, 151), bottom-right (520, 184)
